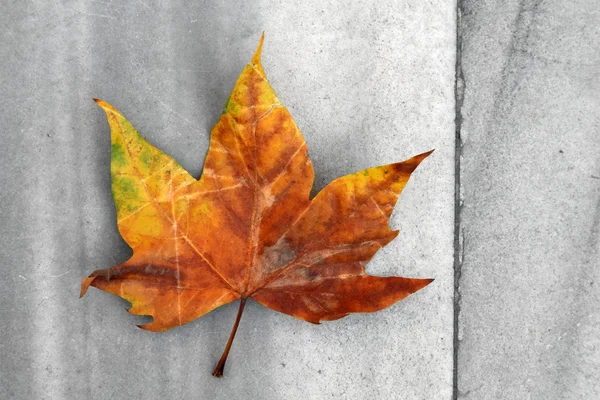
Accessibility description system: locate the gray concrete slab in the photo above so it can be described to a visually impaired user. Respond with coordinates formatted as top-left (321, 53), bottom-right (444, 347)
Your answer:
top-left (458, 0), bottom-right (600, 398)
top-left (0, 1), bottom-right (456, 399)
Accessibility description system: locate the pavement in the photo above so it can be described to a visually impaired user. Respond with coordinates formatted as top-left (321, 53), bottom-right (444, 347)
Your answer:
top-left (1, 1), bottom-right (454, 399)
top-left (0, 1), bottom-right (598, 399)
top-left (458, 0), bottom-right (600, 398)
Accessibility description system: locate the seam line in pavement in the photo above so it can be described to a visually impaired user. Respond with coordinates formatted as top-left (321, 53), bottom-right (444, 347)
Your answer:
top-left (453, 0), bottom-right (465, 398)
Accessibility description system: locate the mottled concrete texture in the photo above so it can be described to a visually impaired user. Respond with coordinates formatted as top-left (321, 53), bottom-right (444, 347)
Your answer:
top-left (458, 0), bottom-right (600, 399)
top-left (0, 1), bottom-right (455, 399)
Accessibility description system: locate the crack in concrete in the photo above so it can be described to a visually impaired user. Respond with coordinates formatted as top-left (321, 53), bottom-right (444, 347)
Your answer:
top-left (453, 0), bottom-right (466, 398)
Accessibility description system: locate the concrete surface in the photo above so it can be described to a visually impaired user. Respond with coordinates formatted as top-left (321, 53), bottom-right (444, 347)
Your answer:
top-left (0, 1), bottom-right (455, 399)
top-left (458, 0), bottom-right (600, 399)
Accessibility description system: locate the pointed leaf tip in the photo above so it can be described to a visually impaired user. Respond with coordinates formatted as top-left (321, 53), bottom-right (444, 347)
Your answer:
top-left (251, 32), bottom-right (265, 66)
top-left (92, 98), bottom-right (120, 115)
top-left (400, 149), bottom-right (435, 173)
top-left (416, 278), bottom-right (435, 291)
top-left (417, 149), bottom-right (435, 160)
top-left (80, 276), bottom-right (95, 298)
top-left (250, 33), bottom-right (267, 78)
top-left (137, 321), bottom-right (165, 332)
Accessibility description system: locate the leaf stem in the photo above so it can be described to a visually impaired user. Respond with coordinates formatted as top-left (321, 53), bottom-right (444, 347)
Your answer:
top-left (212, 298), bottom-right (247, 377)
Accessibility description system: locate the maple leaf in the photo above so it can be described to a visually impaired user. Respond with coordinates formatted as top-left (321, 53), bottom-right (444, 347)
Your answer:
top-left (81, 34), bottom-right (434, 377)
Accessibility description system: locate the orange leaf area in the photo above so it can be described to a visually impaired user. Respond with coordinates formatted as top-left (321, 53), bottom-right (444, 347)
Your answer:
top-left (81, 34), bottom-right (434, 375)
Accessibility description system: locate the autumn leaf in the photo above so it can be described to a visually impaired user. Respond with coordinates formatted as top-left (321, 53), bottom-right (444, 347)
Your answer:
top-left (81, 34), bottom-right (434, 377)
